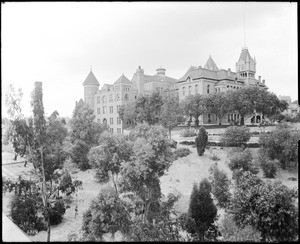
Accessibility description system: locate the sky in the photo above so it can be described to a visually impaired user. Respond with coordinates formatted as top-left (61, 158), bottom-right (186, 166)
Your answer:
top-left (2, 2), bottom-right (298, 118)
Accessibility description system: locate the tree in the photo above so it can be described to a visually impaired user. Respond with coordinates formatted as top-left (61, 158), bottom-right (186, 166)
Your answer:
top-left (205, 92), bottom-right (229, 125)
top-left (186, 179), bottom-right (218, 241)
top-left (69, 100), bottom-right (107, 170)
top-left (220, 126), bottom-right (250, 147)
top-left (230, 172), bottom-right (298, 242)
top-left (181, 94), bottom-right (207, 127)
top-left (195, 126), bottom-right (208, 156)
top-left (88, 132), bottom-right (133, 193)
top-left (160, 92), bottom-right (185, 138)
top-left (256, 149), bottom-right (277, 178)
top-left (209, 164), bottom-right (231, 208)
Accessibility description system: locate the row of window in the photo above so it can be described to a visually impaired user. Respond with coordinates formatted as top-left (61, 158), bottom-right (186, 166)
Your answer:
top-left (228, 113), bottom-right (240, 122)
top-left (108, 128), bottom-right (122, 134)
top-left (227, 85), bottom-right (240, 90)
top-left (97, 94), bottom-right (129, 104)
top-left (97, 105), bottom-right (121, 115)
top-left (96, 117), bottom-right (122, 125)
top-left (182, 84), bottom-right (211, 96)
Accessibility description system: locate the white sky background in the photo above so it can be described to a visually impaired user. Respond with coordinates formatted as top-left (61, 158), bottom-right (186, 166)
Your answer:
top-left (1, 2), bottom-right (298, 118)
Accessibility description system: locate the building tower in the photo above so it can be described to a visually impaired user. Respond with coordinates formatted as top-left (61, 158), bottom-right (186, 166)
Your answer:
top-left (135, 66), bottom-right (144, 95)
top-left (235, 47), bottom-right (256, 85)
top-left (83, 69), bottom-right (100, 109)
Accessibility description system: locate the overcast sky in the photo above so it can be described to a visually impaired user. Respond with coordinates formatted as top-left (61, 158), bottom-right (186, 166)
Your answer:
top-left (2, 2), bottom-right (297, 118)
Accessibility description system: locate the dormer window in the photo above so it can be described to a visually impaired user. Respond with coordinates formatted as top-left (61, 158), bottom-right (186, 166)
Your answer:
top-left (186, 77), bottom-right (191, 82)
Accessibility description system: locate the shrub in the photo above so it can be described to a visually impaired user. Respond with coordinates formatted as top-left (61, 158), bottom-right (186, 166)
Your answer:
top-left (256, 150), bottom-right (277, 178)
top-left (221, 126), bottom-right (250, 147)
top-left (70, 139), bottom-right (91, 171)
top-left (10, 195), bottom-right (46, 235)
top-left (259, 124), bottom-right (300, 169)
top-left (228, 149), bottom-right (259, 180)
top-left (180, 127), bottom-right (197, 137)
top-left (179, 141), bottom-right (195, 146)
top-left (209, 164), bottom-right (231, 208)
top-left (173, 147), bottom-right (191, 160)
top-left (46, 200), bottom-right (66, 225)
top-left (195, 126), bottom-right (208, 156)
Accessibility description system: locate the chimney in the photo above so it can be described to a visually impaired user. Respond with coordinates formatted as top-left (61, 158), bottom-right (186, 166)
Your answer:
top-left (258, 76), bottom-right (261, 82)
top-left (262, 79), bottom-right (265, 84)
top-left (228, 68), bottom-right (231, 77)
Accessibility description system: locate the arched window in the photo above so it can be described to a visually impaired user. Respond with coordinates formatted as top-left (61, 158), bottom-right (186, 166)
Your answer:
top-left (103, 118), bottom-right (107, 125)
top-left (188, 86), bottom-right (192, 95)
top-left (116, 93), bottom-right (120, 101)
top-left (207, 85), bottom-right (210, 94)
top-left (227, 85), bottom-right (229, 89)
top-left (182, 87), bottom-right (186, 96)
top-left (195, 84), bottom-right (198, 94)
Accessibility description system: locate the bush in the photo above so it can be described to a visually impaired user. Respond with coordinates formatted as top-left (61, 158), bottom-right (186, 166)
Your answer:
top-left (195, 127), bottom-right (208, 156)
top-left (70, 139), bottom-right (91, 171)
top-left (256, 150), bottom-right (277, 178)
top-left (173, 147), bottom-right (191, 160)
top-left (221, 126), bottom-right (250, 147)
top-left (228, 149), bottom-right (259, 180)
top-left (47, 200), bottom-right (66, 225)
top-left (209, 164), bottom-right (231, 208)
top-left (259, 124), bottom-right (300, 169)
top-left (10, 195), bottom-right (46, 235)
top-left (180, 127), bottom-right (197, 137)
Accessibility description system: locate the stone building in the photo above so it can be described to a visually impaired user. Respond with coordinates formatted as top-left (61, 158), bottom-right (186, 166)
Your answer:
top-left (177, 47), bottom-right (267, 125)
top-left (82, 67), bottom-right (177, 134)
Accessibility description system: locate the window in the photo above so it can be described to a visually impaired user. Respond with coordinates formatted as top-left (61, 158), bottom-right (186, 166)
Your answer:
top-left (195, 84), bottom-right (198, 94)
top-left (109, 128), bottom-right (113, 133)
top-left (103, 118), bottom-right (107, 125)
top-left (207, 85), bottom-right (210, 94)
top-left (182, 87), bottom-right (186, 96)
top-left (117, 128), bottom-right (121, 134)
top-left (188, 86), bottom-right (192, 95)
top-left (117, 117), bottom-right (121, 125)
top-left (117, 93), bottom-right (120, 101)
top-left (110, 118), bottom-right (113, 125)
top-left (124, 94), bottom-right (129, 101)
top-left (109, 106), bottom-right (113, 113)
top-left (117, 105), bottom-right (120, 113)
top-left (97, 97), bottom-right (100, 104)
top-left (102, 95), bottom-right (107, 103)
top-left (103, 106), bottom-right (107, 114)
top-left (109, 94), bottom-right (113, 102)
top-left (97, 108), bottom-right (100, 115)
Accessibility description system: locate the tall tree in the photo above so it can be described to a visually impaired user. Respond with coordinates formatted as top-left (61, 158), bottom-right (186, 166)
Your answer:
top-left (69, 100), bottom-right (107, 170)
top-left (205, 92), bottom-right (229, 125)
top-left (181, 94), bottom-right (207, 127)
top-left (186, 179), bottom-right (218, 241)
top-left (160, 92), bottom-right (185, 138)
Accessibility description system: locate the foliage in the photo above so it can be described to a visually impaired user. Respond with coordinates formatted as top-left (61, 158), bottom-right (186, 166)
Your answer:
top-left (259, 124), bottom-right (300, 169)
top-left (173, 147), bottom-right (191, 160)
top-left (46, 200), bottom-right (66, 225)
top-left (256, 149), bottom-right (277, 178)
top-left (81, 186), bottom-right (132, 241)
top-left (230, 172), bottom-right (298, 241)
top-left (205, 92), bottom-right (229, 125)
top-left (180, 127), bottom-right (197, 137)
top-left (221, 126), bottom-right (250, 147)
top-left (186, 179), bottom-right (218, 241)
top-left (228, 149), bottom-right (259, 180)
top-left (180, 94), bottom-right (207, 127)
top-left (219, 213), bottom-right (261, 241)
top-left (209, 164), bottom-right (231, 208)
top-left (69, 100), bottom-right (107, 170)
top-left (88, 132), bottom-right (133, 192)
top-left (195, 126), bottom-right (208, 156)
top-left (160, 92), bottom-right (185, 138)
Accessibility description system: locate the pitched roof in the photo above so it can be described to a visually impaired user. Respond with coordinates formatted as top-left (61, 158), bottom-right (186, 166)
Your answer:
top-left (114, 74), bottom-right (132, 85)
top-left (204, 56), bottom-right (219, 71)
top-left (83, 71), bottom-right (100, 86)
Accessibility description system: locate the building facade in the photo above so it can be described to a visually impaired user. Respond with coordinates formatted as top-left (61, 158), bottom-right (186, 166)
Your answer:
top-left (177, 47), bottom-right (267, 125)
top-left (82, 67), bottom-right (177, 134)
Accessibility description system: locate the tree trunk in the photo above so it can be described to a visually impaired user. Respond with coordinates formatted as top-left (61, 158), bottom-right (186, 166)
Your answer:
top-left (194, 117), bottom-right (199, 128)
top-left (47, 209), bottom-right (51, 242)
top-left (169, 128), bottom-right (172, 139)
top-left (240, 116), bottom-right (244, 125)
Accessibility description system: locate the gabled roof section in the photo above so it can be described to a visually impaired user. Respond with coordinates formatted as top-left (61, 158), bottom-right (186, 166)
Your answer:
top-left (83, 71), bottom-right (100, 86)
top-left (114, 74), bottom-right (132, 85)
top-left (204, 56), bottom-right (219, 71)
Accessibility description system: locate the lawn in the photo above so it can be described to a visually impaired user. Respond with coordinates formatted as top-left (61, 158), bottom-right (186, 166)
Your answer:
top-left (2, 125), bottom-right (299, 241)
